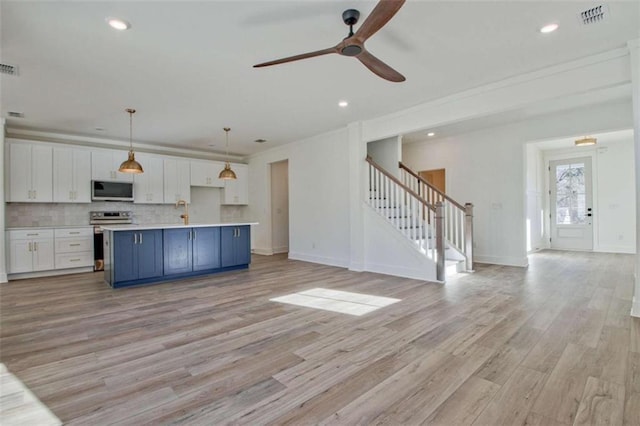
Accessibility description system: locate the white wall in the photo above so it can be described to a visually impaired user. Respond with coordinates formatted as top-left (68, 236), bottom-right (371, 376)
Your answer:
top-left (0, 119), bottom-right (7, 283)
top-left (270, 160), bottom-right (289, 254)
top-left (248, 129), bottom-right (350, 266)
top-left (189, 187), bottom-right (222, 224)
top-left (402, 100), bottom-right (634, 267)
top-left (367, 136), bottom-right (401, 177)
top-left (596, 141), bottom-right (635, 252)
top-left (526, 144), bottom-right (545, 252)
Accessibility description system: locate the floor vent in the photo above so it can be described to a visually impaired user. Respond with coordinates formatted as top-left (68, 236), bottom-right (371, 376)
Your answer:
top-left (8, 111), bottom-right (24, 118)
top-left (0, 63), bottom-right (19, 76)
top-left (579, 5), bottom-right (608, 25)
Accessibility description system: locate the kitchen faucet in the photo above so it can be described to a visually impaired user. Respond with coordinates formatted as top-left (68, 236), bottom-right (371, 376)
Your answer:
top-left (175, 199), bottom-right (189, 225)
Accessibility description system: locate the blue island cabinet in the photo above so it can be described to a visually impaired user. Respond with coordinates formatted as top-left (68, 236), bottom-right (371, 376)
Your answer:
top-left (221, 225), bottom-right (251, 267)
top-left (103, 223), bottom-right (254, 288)
top-left (163, 227), bottom-right (221, 276)
top-left (113, 230), bottom-right (163, 285)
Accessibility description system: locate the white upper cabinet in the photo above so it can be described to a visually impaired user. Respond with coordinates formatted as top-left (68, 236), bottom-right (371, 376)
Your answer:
top-left (91, 150), bottom-right (134, 182)
top-left (53, 147), bottom-right (91, 203)
top-left (164, 158), bottom-right (191, 204)
top-left (190, 160), bottom-right (225, 187)
top-left (222, 163), bottom-right (249, 205)
top-left (133, 154), bottom-right (164, 204)
top-left (6, 142), bottom-right (53, 202)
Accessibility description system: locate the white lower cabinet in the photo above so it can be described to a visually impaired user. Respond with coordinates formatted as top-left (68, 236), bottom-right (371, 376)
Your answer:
top-left (7, 227), bottom-right (94, 276)
top-left (54, 228), bottom-right (94, 269)
top-left (7, 229), bottom-right (55, 273)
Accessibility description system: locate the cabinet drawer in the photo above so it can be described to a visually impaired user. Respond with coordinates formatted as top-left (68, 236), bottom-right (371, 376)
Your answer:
top-left (55, 238), bottom-right (93, 253)
top-left (8, 229), bottom-right (54, 240)
top-left (55, 228), bottom-right (93, 238)
top-left (55, 252), bottom-right (93, 269)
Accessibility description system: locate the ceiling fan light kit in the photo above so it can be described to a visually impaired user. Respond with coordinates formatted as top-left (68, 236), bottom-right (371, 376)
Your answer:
top-left (253, 0), bottom-right (406, 82)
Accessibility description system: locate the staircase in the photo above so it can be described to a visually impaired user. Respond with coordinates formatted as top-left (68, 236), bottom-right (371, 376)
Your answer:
top-left (366, 156), bottom-right (473, 281)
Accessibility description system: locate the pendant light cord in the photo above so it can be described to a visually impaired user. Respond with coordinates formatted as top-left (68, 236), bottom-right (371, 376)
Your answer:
top-left (126, 108), bottom-right (136, 152)
top-left (224, 127), bottom-right (231, 160)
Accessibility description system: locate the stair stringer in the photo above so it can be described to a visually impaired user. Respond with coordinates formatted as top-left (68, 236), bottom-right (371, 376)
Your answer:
top-left (363, 205), bottom-right (439, 283)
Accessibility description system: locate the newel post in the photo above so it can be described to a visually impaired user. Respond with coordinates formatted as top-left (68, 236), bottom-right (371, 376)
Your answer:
top-left (464, 203), bottom-right (474, 272)
top-left (435, 202), bottom-right (445, 282)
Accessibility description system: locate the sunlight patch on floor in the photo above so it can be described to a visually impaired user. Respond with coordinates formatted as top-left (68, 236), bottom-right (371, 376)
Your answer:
top-left (270, 287), bottom-right (401, 316)
top-left (0, 363), bottom-right (61, 425)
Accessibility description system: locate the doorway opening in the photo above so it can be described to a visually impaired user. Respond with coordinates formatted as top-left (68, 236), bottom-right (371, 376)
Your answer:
top-left (270, 160), bottom-right (289, 254)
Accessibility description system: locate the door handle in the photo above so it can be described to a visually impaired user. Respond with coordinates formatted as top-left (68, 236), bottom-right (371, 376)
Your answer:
top-left (139, 233), bottom-right (143, 244)
top-left (134, 233), bottom-right (138, 244)
top-left (28, 242), bottom-right (32, 252)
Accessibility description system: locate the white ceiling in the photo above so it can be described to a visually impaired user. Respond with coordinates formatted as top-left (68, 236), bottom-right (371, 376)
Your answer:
top-left (2, 1), bottom-right (639, 157)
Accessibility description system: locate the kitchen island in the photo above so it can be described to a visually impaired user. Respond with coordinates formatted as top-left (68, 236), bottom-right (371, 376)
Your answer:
top-left (101, 223), bottom-right (257, 288)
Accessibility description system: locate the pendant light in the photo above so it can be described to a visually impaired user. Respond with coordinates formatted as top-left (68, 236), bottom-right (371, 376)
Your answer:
top-left (118, 108), bottom-right (144, 174)
top-left (218, 127), bottom-right (237, 180)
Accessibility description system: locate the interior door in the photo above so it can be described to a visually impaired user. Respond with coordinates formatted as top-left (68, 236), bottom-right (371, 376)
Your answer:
top-left (549, 157), bottom-right (593, 250)
top-left (419, 169), bottom-right (446, 193)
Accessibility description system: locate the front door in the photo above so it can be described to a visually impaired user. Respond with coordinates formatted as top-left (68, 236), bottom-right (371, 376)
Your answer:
top-left (549, 157), bottom-right (593, 250)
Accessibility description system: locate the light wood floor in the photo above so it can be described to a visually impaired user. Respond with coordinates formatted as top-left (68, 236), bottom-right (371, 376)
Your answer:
top-left (1, 251), bottom-right (639, 425)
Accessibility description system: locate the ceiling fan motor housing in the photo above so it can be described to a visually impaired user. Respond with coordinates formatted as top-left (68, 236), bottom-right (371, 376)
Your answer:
top-left (342, 9), bottom-right (360, 26)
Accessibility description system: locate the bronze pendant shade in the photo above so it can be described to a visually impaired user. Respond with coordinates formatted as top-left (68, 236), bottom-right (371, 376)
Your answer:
top-left (219, 127), bottom-right (237, 180)
top-left (119, 108), bottom-right (144, 174)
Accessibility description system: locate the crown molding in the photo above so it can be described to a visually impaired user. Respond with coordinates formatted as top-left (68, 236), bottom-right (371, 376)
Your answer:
top-left (5, 127), bottom-right (246, 163)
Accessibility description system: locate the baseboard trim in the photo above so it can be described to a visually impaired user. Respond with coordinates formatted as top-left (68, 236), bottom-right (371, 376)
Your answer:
top-left (7, 267), bottom-right (94, 281)
top-left (273, 246), bottom-right (289, 254)
top-left (594, 246), bottom-right (636, 254)
top-left (632, 296), bottom-right (640, 318)
top-left (365, 262), bottom-right (439, 283)
top-left (252, 248), bottom-right (273, 256)
top-left (474, 255), bottom-right (529, 267)
top-left (288, 252), bottom-right (349, 269)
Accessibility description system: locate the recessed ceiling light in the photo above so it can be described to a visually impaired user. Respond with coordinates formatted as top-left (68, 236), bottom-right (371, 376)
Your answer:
top-left (539, 23), bottom-right (559, 33)
top-left (338, 101), bottom-right (348, 108)
top-left (107, 18), bottom-right (131, 31)
top-left (427, 132), bottom-right (435, 137)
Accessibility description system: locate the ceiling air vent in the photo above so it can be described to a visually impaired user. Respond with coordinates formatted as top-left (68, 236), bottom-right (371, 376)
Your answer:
top-left (254, 139), bottom-right (267, 143)
top-left (8, 111), bottom-right (24, 118)
top-left (579, 5), bottom-right (608, 25)
top-left (0, 63), bottom-right (19, 76)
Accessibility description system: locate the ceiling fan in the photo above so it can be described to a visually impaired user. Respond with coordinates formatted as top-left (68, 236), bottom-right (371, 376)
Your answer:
top-left (253, 0), bottom-right (406, 83)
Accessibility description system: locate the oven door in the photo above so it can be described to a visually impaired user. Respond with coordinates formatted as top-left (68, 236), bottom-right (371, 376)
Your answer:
top-left (93, 227), bottom-right (104, 271)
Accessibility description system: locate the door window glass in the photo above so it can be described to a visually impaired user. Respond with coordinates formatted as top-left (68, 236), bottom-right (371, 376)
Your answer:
top-left (555, 162), bottom-right (586, 224)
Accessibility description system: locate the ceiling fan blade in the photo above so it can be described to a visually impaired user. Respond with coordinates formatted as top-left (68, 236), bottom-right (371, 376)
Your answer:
top-left (354, 0), bottom-right (406, 43)
top-left (357, 50), bottom-right (405, 82)
top-left (253, 47), bottom-right (337, 68)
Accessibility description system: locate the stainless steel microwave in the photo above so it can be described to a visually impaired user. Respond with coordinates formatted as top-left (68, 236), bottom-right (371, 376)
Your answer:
top-left (91, 180), bottom-right (134, 201)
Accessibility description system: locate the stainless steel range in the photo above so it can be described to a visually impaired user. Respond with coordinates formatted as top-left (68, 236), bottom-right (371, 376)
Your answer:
top-left (91, 211), bottom-right (132, 271)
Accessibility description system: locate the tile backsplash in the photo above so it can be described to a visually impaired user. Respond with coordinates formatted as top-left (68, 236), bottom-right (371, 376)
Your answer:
top-left (6, 201), bottom-right (248, 228)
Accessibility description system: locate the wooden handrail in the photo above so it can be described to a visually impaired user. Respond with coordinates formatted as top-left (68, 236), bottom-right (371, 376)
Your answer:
top-left (366, 156), bottom-right (435, 212)
top-left (398, 162), bottom-right (466, 210)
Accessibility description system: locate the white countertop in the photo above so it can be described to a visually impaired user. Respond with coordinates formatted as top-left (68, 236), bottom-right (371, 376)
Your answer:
top-left (99, 222), bottom-right (258, 231)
